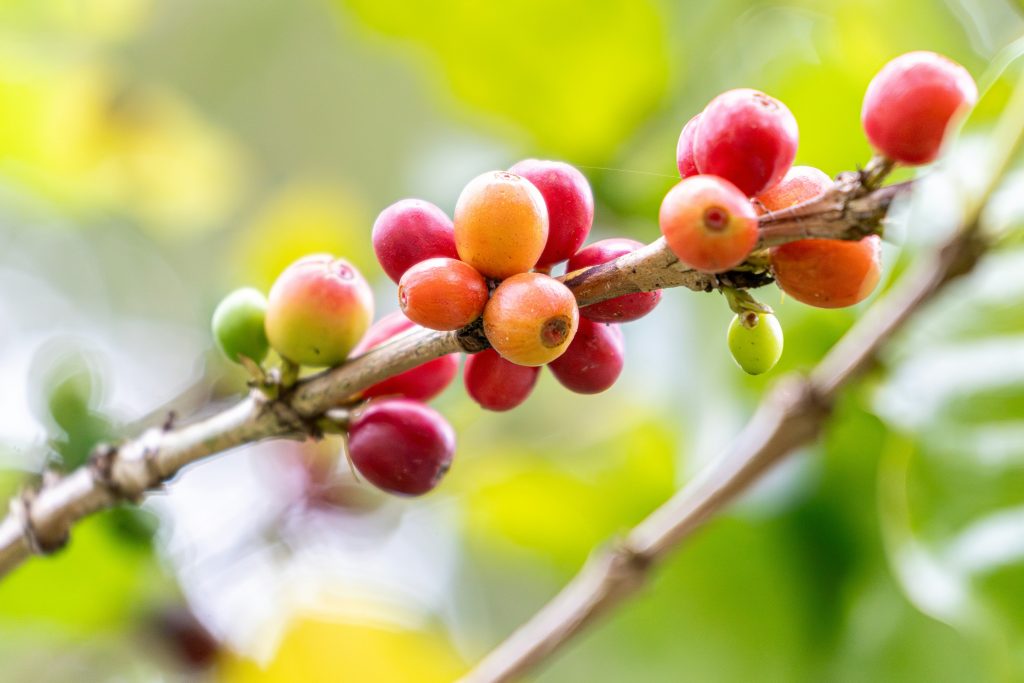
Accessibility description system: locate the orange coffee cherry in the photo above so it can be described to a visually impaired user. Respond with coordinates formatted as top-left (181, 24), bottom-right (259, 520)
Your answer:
top-left (454, 171), bottom-right (549, 279)
top-left (483, 272), bottom-right (579, 366)
top-left (398, 257), bottom-right (489, 331)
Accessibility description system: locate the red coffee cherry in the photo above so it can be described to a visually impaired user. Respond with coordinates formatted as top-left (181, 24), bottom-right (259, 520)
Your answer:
top-left (464, 348), bottom-right (541, 411)
top-left (566, 238), bottom-right (662, 323)
top-left (694, 89), bottom-right (798, 197)
top-left (548, 319), bottom-right (624, 395)
top-left (454, 171), bottom-right (549, 279)
top-left (351, 311), bottom-right (458, 402)
top-left (265, 254), bottom-right (374, 367)
top-left (348, 399), bottom-right (455, 496)
top-left (755, 165), bottom-right (832, 213)
top-left (509, 159), bottom-right (594, 268)
top-left (771, 235), bottom-right (882, 308)
top-left (862, 51), bottom-right (977, 165)
top-left (659, 175), bottom-right (758, 273)
top-left (675, 113), bottom-right (701, 178)
top-left (372, 199), bottom-right (458, 284)
top-left (398, 257), bottom-right (488, 331)
top-left (483, 272), bottom-right (579, 366)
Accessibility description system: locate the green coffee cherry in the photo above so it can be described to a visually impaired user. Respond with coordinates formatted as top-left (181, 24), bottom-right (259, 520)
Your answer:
top-left (212, 287), bottom-right (270, 364)
top-left (727, 311), bottom-right (783, 375)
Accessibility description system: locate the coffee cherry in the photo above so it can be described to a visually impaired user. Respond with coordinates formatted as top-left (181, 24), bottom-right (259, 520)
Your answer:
top-left (348, 399), bottom-right (455, 496)
top-left (771, 236), bottom-right (882, 308)
top-left (508, 159), bottom-right (594, 268)
top-left (694, 89), bottom-right (798, 197)
top-left (659, 175), bottom-right (758, 273)
top-left (675, 113), bottom-right (701, 178)
top-left (454, 171), bottom-right (549, 279)
top-left (483, 272), bottom-right (579, 366)
top-left (265, 254), bottom-right (374, 366)
top-left (464, 348), bottom-right (541, 411)
top-left (372, 199), bottom-right (458, 284)
top-left (398, 257), bottom-right (488, 331)
top-left (755, 166), bottom-right (832, 213)
top-left (566, 238), bottom-right (662, 322)
top-left (862, 51), bottom-right (977, 165)
top-left (548, 319), bottom-right (624, 394)
top-left (727, 311), bottom-right (783, 375)
top-left (351, 311), bottom-right (459, 402)
top-left (211, 287), bottom-right (270, 364)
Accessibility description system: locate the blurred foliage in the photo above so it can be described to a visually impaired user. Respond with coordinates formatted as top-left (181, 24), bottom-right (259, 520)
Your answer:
top-left (2, 0), bottom-right (1024, 682)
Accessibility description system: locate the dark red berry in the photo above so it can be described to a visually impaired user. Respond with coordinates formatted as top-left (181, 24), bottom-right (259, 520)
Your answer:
top-left (862, 51), bottom-right (977, 165)
top-left (348, 399), bottom-right (455, 496)
top-left (351, 311), bottom-right (459, 402)
top-left (508, 159), bottom-right (594, 268)
top-left (693, 89), bottom-right (798, 197)
top-left (463, 348), bottom-right (541, 411)
top-left (566, 238), bottom-right (662, 323)
top-left (547, 319), bottom-right (624, 395)
top-left (676, 113), bottom-right (701, 178)
top-left (372, 199), bottom-right (458, 283)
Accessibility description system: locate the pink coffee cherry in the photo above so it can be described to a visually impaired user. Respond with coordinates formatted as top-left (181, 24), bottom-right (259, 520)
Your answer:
top-left (348, 399), bottom-right (455, 496)
top-left (463, 348), bottom-right (541, 411)
top-left (566, 238), bottom-right (662, 323)
top-left (351, 311), bottom-right (459, 402)
top-left (693, 89), bottom-right (798, 197)
top-left (676, 113), bottom-right (701, 178)
top-left (861, 51), bottom-right (978, 165)
top-left (508, 159), bottom-right (594, 269)
top-left (547, 319), bottom-right (624, 395)
top-left (372, 198), bottom-right (458, 284)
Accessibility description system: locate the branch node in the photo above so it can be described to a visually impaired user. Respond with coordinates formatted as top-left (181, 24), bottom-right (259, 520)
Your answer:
top-left (10, 486), bottom-right (68, 556)
top-left (456, 318), bottom-right (489, 354)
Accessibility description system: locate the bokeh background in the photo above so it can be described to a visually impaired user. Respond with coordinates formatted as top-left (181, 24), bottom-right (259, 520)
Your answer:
top-left (2, 0), bottom-right (1024, 681)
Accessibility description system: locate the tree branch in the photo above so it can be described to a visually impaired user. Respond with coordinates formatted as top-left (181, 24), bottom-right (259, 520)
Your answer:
top-left (0, 175), bottom-right (908, 579)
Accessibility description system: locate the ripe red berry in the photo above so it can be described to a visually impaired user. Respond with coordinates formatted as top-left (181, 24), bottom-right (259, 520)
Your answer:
top-left (483, 272), bottom-right (579, 366)
top-left (463, 348), bottom-right (541, 411)
top-left (348, 399), bottom-right (455, 496)
top-left (566, 238), bottom-right (662, 322)
top-left (676, 113), bottom-right (701, 178)
top-left (547, 318), bottom-right (624, 395)
top-left (265, 255), bottom-right (374, 366)
top-left (755, 166), bottom-right (832, 213)
top-left (351, 311), bottom-right (458, 402)
top-left (862, 51), bottom-right (977, 165)
top-left (454, 171), bottom-right (549, 279)
top-left (659, 175), bottom-right (758, 273)
top-left (509, 159), bottom-right (594, 268)
top-left (771, 235), bottom-right (882, 308)
top-left (398, 257), bottom-right (488, 331)
top-left (693, 89), bottom-right (798, 197)
top-left (372, 199), bottom-right (458, 284)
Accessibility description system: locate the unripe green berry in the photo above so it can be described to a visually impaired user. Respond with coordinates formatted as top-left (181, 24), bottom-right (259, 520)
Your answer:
top-left (727, 311), bottom-right (783, 375)
top-left (212, 287), bottom-right (270, 364)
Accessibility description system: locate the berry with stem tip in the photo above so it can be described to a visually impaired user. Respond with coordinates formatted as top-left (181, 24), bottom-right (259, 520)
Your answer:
top-left (351, 311), bottom-right (459, 402)
top-left (211, 287), bottom-right (270, 365)
top-left (862, 51), bottom-right (978, 165)
top-left (454, 171), bottom-right (549, 280)
top-left (264, 254), bottom-right (374, 367)
top-left (567, 238), bottom-right (662, 323)
top-left (347, 399), bottom-right (455, 496)
top-left (694, 89), bottom-right (798, 197)
top-left (509, 159), bottom-right (594, 268)
top-left (676, 113), bottom-right (701, 178)
top-left (372, 199), bottom-right (458, 284)
top-left (771, 236), bottom-right (882, 308)
top-left (484, 272), bottom-right (579, 366)
top-left (464, 348), bottom-right (541, 411)
top-left (659, 175), bottom-right (758, 273)
top-left (727, 311), bottom-right (783, 375)
top-left (548, 319), bottom-right (624, 395)
top-left (398, 257), bottom-right (488, 331)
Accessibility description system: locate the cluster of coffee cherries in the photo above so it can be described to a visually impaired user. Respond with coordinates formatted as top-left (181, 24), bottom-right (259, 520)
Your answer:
top-left (209, 50), bottom-right (976, 497)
